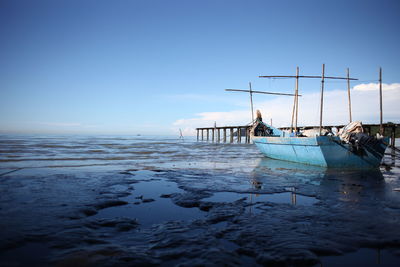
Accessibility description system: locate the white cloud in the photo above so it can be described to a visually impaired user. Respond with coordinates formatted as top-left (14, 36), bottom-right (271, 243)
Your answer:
top-left (173, 83), bottom-right (400, 136)
top-left (353, 83), bottom-right (400, 91)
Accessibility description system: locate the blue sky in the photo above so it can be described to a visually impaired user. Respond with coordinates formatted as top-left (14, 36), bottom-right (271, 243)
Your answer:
top-left (1, 0), bottom-right (399, 135)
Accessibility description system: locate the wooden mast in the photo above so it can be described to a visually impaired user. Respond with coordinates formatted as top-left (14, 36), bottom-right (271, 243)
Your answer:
top-left (290, 67), bottom-right (300, 133)
top-left (379, 67), bottom-right (383, 135)
top-left (347, 68), bottom-right (352, 123)
top-left (295, 67), bottom-right (299, 133)
top-left (319, 64), bottom-right (325, 136)
top-left (260, 69), bottom-right (357, 135)
top-left (226, 67), bottom-right (358, 130)
top-left (249, 82), bottom-right (254, 122)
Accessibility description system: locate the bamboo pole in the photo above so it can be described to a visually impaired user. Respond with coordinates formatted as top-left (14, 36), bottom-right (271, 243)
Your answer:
top-left (295, 67), bottom-right (299, 133)
top-left (260, 75), bottom-right (357, 80)
top-left (347, 68), bottom-right (352, 123)
top-left (290, 73), bottom-right (296, 132)
top-left (225, 89), bottom-right (300, 97)
top-left (249, 82), bottom-right (254, 122)
top-left (319, 64), bottom-right (325, 136)
top-left (379, 67), bottom-right (383, 135)
top-left (290, 67), bottom-right (300, 133)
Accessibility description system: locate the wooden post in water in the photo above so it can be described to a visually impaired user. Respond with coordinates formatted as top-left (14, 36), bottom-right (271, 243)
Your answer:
top-left (230, 128), bottom-right (234, 143)
top-left (206, 129), bottom-right (209, 141)
top-left (223, 128), bottom-right (227, 143)
top-left (365, 126), bottom-right (371, 136)
top-left (347, 68), bottom-right (352, 123)
top-left (197, 129), bottom-right (199, 141)
top-left (379, 67), bottom-right (383, 135)
top-left (237, 127), bottom-right (241, 143)
top-left (217, 129), bottom-right (220, 143)
top-left (291, 189), bottom-right (297, 205)
top-left (201, 129), bottom-right (204, 141)
top-left (212, 128), bottom-right (215, 142)
top-left (391, 126), bottom-right (396, 149)
top-left (319, 64), bottom-right (325, 136)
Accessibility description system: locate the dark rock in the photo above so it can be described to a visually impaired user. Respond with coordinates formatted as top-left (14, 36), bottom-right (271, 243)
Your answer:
top-left (94, 200), bottom-right (128, 210)
top-left (80, 208), bottom-right (98, 216)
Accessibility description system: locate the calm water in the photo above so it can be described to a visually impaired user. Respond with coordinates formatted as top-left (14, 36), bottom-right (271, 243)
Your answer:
top-left (0, 135), bottom-right (399, 266)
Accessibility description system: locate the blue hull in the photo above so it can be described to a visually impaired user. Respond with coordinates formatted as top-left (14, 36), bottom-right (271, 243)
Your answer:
top-left (252, 136), bottom-right (387, 168)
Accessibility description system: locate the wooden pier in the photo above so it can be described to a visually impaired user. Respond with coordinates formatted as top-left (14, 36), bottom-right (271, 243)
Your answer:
top-left (196, 123), bottom-right (398, 148)
top-left (196, 125), bottom-right (251, 143)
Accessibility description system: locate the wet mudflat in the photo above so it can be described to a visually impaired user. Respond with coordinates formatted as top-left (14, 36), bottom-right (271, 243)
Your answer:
top-left (0, 135), bottom-right (399, 266)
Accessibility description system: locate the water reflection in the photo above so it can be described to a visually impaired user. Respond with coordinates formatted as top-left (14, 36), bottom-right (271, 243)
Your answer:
top-left (249, 157), bottom-right (393, 207)
top-left (320, 168), bottom-right (386, 206)
top-left (250, 157), bottom-right (327, 189)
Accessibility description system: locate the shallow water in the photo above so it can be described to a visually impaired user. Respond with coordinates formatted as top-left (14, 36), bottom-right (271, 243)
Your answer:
top-left (0, 135), bottom-right (399, 266)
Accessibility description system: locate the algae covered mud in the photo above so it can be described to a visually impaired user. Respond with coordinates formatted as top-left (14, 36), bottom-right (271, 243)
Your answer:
top-left (0, 135), bottom-right (399, 266)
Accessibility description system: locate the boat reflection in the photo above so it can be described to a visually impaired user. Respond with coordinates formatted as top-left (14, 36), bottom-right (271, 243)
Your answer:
top-left (250, 157), bottom-right (328, 189)
top-left (249, 157), bottom-right (386, 206)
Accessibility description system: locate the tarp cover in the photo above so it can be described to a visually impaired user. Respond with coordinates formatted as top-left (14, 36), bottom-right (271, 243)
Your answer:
top-left (338, 121), bottom-right (364, 143)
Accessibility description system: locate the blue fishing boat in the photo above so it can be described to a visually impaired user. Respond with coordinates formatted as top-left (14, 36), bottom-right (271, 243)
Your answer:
top-left (226, 65), bottom-right (389, 169)
top-left (250, 120), bottom-right (388, 168)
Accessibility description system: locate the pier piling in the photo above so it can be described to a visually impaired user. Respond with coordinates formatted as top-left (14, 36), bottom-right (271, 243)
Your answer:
top-left (223, 128), bottom-right (227, 143)
top-left (196, 125), bottom-right (251, 144)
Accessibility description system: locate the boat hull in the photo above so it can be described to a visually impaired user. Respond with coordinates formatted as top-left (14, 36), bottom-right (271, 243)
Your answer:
top-left (252, 136), bottom-right (387, 168)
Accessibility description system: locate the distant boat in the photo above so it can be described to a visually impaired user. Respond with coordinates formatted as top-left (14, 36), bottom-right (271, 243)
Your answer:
top-left (250, 120), bottom-right (388, 169)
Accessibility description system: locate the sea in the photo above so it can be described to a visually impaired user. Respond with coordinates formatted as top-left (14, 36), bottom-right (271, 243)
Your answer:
top-left (0, 134), bottom-right (399, 266)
